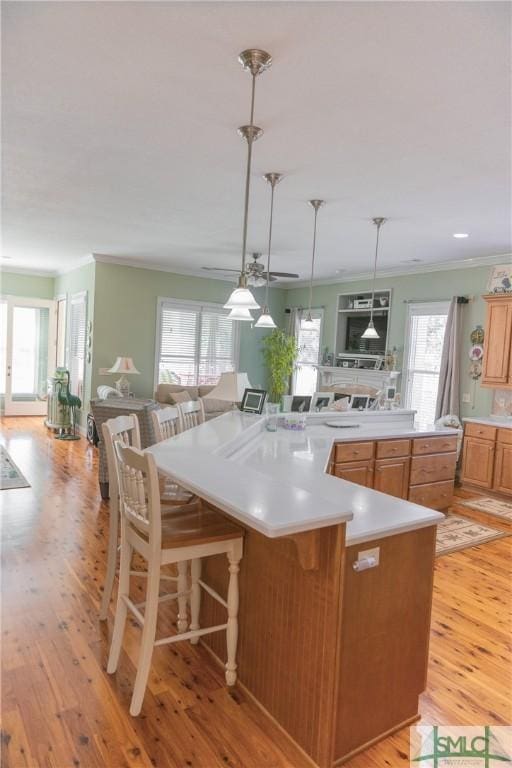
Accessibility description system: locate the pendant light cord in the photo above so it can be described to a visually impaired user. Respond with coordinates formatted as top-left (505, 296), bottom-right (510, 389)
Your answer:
top-left (264, 181), bottom-right (275, 307)
top-left (240, 74), bottom-right (257, 277)
top-left (369, 218), bottom-right (384, 324)
top-left (307, 206), bottom-right (319, 314)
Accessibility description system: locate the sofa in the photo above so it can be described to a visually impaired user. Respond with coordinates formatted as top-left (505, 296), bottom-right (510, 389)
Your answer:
top-left (154, 383), bottom-right (233, 421)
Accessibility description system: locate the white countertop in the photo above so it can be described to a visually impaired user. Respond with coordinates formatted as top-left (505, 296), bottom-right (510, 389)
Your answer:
top-left (147, 410), bottom-right (450, 543)
top-left (463, 416), bottom-right (512, 429)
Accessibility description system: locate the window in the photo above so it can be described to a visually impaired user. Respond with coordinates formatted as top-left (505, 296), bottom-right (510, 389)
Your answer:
top-left (68, 291), bottom-right (87, 399)
top-left (292, 309), bottom-right (323, 396)
top-left (155, 299), bottom-right (240, 387)
top-left (404, 301), bottom-right (449, 428)
top-left (56, 296), bottom-right (67, 368)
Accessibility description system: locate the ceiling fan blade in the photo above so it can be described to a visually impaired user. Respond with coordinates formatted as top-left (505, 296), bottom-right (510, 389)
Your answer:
top-left (202, 267), bottom-right (240, 273)
top-left (268, 271), bottom-right (300, 278)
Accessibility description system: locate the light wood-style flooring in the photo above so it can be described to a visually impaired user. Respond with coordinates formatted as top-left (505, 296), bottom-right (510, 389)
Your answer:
top-left (1, 417), bottom-right (511, 768)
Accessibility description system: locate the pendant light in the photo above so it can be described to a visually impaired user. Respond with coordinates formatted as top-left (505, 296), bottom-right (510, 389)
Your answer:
top-left (302, 199), bottom-right (324, 329)
top-left (361, 217), bottom-right (386, 339)
top-left (255, 172), bottom-right (282, 329)
top-left (225, 49), bottom-right (272, 320)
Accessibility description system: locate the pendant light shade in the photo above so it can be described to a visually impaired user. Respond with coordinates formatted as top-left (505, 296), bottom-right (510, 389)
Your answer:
top-left (255, 172), bottom-right (282, 330)
top-left (302, 199), bottom-right (324, 329)
top-left (225, 49), bottom-right (271, 320)
top-left (227, 306), bottom-right (255, 322)
top-left (224, 286), bottom-right (260, 310)
top-left (361, 217), bottom-right (386, 340)
top-left (254, 311), bottom-right (276, 328)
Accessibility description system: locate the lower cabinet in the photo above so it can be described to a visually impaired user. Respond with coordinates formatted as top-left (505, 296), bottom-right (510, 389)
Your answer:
top-left (461, 437), bottom-right (495, 488)
top-left (492, 441), bottom-right (512, 495)
top-left (334, 460), bottom-right (374, 488)
top-left (331, 436), bottom-right (456, 508)
top-left (374, 457), bottom-right (410, 499)
top-left (461, 423), bottom-right (512, 495)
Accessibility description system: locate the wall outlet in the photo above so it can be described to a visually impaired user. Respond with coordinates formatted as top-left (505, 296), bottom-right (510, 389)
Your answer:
top-left (358, 546), bottom-right (380, 566)
top-left (462, 393), bottom-right (471, 404)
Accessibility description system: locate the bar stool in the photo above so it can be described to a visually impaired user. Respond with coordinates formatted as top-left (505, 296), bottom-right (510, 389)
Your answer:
top-left (107, 442), bottom-right (243, 716)
top-left (177, 399), bottom-right (204, 431)
top-left (99, 414), bottom-right (197, 621)
top-left (151, 406), bottom-right (194, 503)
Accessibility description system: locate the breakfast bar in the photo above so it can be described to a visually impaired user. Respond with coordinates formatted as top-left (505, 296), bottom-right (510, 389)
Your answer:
top-left (148, 410), bottom-right (456, 767)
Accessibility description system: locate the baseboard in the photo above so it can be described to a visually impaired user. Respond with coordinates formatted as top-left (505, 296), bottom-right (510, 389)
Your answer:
top-left (333, 714), bottom-right (420, 766)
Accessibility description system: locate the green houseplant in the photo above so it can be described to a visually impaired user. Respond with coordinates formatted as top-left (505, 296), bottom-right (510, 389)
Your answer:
top-left (262, 329), bottom-right (299, 403)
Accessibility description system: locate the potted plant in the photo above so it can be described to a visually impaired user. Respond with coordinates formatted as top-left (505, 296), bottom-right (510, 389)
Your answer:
top-left (262, 329), bottom-right (299, 403)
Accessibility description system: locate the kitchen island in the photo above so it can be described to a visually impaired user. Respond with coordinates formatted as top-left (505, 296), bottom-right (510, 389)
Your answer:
top-left (148, 410), bottom-right (456, 767)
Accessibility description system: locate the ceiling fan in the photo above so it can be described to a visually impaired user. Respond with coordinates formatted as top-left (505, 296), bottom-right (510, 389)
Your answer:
top-left (202, 253), bottom-right (299, 286)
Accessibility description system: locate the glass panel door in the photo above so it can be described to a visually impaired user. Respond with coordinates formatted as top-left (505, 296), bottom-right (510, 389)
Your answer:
top-left (3, 297), bottom-right (56, 416)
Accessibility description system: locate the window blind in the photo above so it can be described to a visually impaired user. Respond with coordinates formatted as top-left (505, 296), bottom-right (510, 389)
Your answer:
top-left (69, 292), bottom-right (87, 399)
top-left (404, 302), bottom-right (449, 428)
top-left (156, 300), bottom-right (239, 387)
top-left (293, 309), bottom-right (323, 395)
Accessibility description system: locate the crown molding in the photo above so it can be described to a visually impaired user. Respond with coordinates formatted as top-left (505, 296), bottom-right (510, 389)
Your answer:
top-left (0, 265), bottom-right (58, 278)
top-left (55, 254), bottom-right (95, 276)
top-left (283, 252), bottom-right (511, 290)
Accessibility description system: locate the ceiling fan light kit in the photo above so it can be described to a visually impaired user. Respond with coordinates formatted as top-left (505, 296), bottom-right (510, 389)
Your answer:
top-left (361, 217), bottom-right (387, 340)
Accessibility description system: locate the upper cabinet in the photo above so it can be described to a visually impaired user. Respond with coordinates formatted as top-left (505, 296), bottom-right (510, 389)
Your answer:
top-left (482, 294), bottom-right (512, 389)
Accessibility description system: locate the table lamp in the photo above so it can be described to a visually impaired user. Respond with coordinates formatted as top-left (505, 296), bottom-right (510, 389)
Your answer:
top-left (108, 357), bottom-right (140, 397)
top-left (203, 372), bottom-right (253, 407)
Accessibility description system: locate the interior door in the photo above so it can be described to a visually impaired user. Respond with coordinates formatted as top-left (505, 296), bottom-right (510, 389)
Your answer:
top-left (2, 296), bottom-right (56, 416)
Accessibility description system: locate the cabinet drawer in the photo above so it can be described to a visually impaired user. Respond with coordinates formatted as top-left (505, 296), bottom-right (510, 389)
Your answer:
top-left (412, 435), bottom-right (458, 455)
top-left (464, 422), bottom-right (497, 441)
top-left (408, 480), bottom-right (454, 510)
top-left (497, 428), bottom-right (512, 445)
top-left (376, 439), bottom-right (411, 459)
top-left (410, 453), bottom-right (457, 485)
top-left (334, 441), bottom-right (374, 463)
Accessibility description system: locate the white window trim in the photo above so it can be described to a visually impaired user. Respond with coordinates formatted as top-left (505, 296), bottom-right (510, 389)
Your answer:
top-left (154, 297), bottom-right (241, 391)
top-left (403, 300), bottom-right (449, 412)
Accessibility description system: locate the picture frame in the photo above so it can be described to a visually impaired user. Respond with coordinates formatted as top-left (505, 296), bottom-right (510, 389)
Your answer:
top-left (240, 388), bottom-right (267, 414)
top-left (291, 395), bottom-right (312, 413)
top-left (350, 395), bottom-right (371, 411)
top-left (487, 264), bottom-right (512, 294)
top-left (311, 392), bottom-right (334, 411)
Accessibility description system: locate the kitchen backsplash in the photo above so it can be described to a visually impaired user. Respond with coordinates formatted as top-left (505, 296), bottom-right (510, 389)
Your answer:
top-left (492, 389), bottom-right (512, 416)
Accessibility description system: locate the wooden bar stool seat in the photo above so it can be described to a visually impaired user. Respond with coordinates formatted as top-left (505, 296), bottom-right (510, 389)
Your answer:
top-left (107, 443), bottom-right (244, 717)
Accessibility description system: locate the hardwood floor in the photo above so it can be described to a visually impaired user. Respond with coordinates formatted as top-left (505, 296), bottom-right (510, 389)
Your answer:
top-left (1, 417), bottom-right (511, 768)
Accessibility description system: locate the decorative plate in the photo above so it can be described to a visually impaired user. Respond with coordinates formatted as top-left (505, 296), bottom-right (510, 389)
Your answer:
top-left (470, 325), bottom-right (484, 345)
top-left (469, 344), bottom-right (484, 361)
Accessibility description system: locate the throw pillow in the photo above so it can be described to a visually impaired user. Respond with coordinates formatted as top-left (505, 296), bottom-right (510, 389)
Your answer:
top-left (167, 391), bottom-right (193, 405)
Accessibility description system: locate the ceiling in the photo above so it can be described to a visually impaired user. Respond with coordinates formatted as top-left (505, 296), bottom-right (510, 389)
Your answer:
top-left (2, 1), bottom-right (511, 282)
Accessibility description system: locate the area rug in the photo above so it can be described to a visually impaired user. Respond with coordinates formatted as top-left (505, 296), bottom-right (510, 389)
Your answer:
top-left (436, 515), bottom-right (507, 557)
top-left (0, 446), bottom-right (30, 490)
top-left (459, 496), bottom-right (512, 522)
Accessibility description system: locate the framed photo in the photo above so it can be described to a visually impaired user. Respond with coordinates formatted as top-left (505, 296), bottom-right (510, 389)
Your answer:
top-left (487, 264), bottom-right (512, 293)
top-left (351, 395), bottom-right (371, 411)
top-left (240, 388), bottom-right (267, 414)
top-left (311, 392), bottom-right (334, 411)
top-left (291, 395), bottom-right (312, 413)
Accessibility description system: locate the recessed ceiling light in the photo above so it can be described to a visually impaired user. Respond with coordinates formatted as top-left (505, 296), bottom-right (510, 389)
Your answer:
top-left (401, 258), bottom-right (422, 263)
top-left (453, 233), bottom-right (469, 238)
top-left (336, 268), bottom-right (346, 274)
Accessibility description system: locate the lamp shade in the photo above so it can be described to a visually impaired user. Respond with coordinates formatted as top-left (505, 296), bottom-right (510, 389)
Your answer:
top-left (224, 287), bottom-right (260, 310)
top-left (203, 372), bottom-right (253, 402)
top-left (227, 307), bottom-right (255, 322)
top-left (108, 357), bottom-right (140, 375)
top-left (254, 308), bottom-right (276, 328)
top-left (361, 321), bottom-right (380, 339)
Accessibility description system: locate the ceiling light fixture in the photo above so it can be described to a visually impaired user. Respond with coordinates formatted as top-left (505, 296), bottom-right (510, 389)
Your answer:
top-left (224, 49), bottom-right (272, 321)
top-left (361, 217), bottom-right (386, 340)
top-left (302, 200), bottom-right (324, 329)
top-left (453, 233), bottom-right (469, 238)
top-left (255, 172), bottom-right (283, 329)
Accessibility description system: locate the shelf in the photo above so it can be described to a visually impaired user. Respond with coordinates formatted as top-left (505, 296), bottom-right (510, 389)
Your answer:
top-left (338, 307), bottom-right (389, 313)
